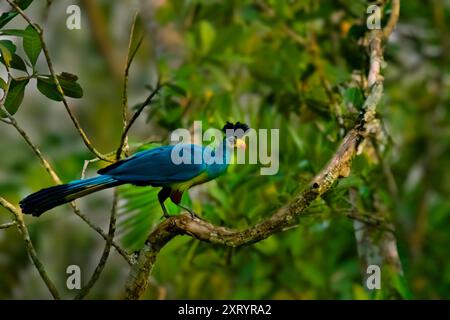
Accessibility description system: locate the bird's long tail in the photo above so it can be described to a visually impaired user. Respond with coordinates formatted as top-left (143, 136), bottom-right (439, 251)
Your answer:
top-left (20, 175), bottom-right (122, 217)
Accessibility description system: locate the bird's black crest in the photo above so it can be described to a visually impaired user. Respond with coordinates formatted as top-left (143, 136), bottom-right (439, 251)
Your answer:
top-left (222, 121), bottom-right (250, 137)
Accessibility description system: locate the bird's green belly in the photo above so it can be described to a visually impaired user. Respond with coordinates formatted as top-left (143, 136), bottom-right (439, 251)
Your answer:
top-left (170, 172), bottom-right (212, 192)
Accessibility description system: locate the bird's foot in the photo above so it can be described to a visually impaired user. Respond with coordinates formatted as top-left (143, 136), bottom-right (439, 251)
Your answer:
top-left (177, 204), bottom-right (201, 220)
top-left (160, 212), bottom-right (172, 220)
top-left (188, 210), bottom-right (200, 220)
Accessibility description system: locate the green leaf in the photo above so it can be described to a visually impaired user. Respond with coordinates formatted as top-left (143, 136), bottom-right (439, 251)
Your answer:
top-left (0, 0), bottom-right (34, 29)
top-left (1, 78), bottom-right (28, 116)
top-left (23, 25), bottom-right (42, 66)
top-left (199, 20), bottom-right (216, 55)
top-left (0, 40), bottom-right (16, 68)
top-left (392, 273), bottom-right (413, 300)
top-left (0, 12), bottom-right (19, 30)
top-left (59, 72), bottom-right (78, 82)
top-left (10, 54), bottom-right (27, 71)
top-left (57, 77), bottom-right (83, 98)
top-left (36, 74), bottom-right (83, 101)
top-left (352, 284), bottom-right (370, 300)
top-left (165, 82), bottom-right (187, 97)
top-left (36, 78), bottom-right (63, 101)
top-left (344, 87), bottom-right (364, 109)
top-left (117, 184), bottom-right (161, 251)
top-left (0, 40), bottom-right (16, 54)
top-left (9, 54), bottom-right (28, 72)
top-left (0, 29), bottom-right (27, 37)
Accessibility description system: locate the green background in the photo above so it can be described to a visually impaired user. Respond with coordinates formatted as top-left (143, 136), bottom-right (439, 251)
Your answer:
top-left (0, 0), bottom-right (449, 299)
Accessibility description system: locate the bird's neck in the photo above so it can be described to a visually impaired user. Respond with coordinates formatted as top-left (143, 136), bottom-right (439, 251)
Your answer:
top-left (215, 139), bottom-right (232, 164)
top-left (205, 139), bottom-right (232, 178)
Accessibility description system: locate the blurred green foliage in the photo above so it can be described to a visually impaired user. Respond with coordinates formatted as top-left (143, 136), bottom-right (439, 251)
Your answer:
top-left (0, 0), bottom-right (449, 299)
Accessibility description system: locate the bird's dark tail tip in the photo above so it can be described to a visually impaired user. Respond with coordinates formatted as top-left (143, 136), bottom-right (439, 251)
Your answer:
top-left (19, 175), bottom-right (120, 217)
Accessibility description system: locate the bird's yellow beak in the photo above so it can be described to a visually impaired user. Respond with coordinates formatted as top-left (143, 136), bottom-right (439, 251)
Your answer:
top-left (235, 138), bottom-right (246, 150)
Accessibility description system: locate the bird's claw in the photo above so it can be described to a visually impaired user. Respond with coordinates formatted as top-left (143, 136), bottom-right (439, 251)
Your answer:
top-left (188, 210), bottom-right (200, 220)
top-left (177, 204), bottom-right (201, 220)
top-left (161, 212), bottom-right (171, 220)
top-left (161, 204), bottom-right (200, 220)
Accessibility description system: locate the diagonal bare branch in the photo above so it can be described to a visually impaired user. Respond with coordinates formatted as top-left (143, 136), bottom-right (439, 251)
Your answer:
top-left (0, 197), bottom-right (61, 299)
top-left (117, 81), bottom-right (163, 160)
top-left (118, 12), bottom-right (144, 159)
top-left (384, 0), bottom-right (401, 39)
top-left (0, 75), bottom-right (132, 265)
top-left (74, 190), bottom-right (120, 299)
top-left (0, 221), bottom-right (16, 229)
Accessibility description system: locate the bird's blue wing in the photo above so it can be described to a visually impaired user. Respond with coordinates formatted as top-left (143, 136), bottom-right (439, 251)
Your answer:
top-left (98, 144), bottom-right (208, 186)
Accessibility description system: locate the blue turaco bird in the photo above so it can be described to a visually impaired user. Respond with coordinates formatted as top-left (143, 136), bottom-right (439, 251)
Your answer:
top-left (19, 122), bottom-right (249, 218)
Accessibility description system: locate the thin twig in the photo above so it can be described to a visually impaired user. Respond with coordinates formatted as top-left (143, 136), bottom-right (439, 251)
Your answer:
top-left (3, 2), bottom-right (132, 265)
top-left (75, 189), bottom-right (119, 299)
top-left (118, 12), bottom-right (144, 159)
top-left (255, 0), bottom-right (307, 45)
top-left (0, 221), bottom-right (16, 229)
top-left (0, 77), bottom-right (132, 265)
top-left (367, 28), bottom-right (384, 88)
top-left (0, 197), bottom-right (61, 299)
top-left (383, 0), bottom-right (401, 39)
top-left (81, 150), bottom-right (118, 178)
top-left (117, 81), bottom-right (162, 159)
top-left (1, 113), bottom-right (131, 264)
top-left (282, 24), bottom-right (307, 46)
top-left (1, 74), bottom-right (60, 182)
top-left (9, 118), bottom-right (62, 183)
top-left (6, 0), bottom-right (112, 163)
top-left (70, 203), bottom-right (133, 265)
top-left (345, 211), bottom-right (394, 233)
top-left (81, 158), bottom-right (99, 179)
top-left (2, 70), bottom-right (53, 164)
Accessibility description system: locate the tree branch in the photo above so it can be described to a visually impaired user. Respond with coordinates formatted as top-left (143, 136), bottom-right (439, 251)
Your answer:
top-left (75, 190), bottom-right (119, 299)
top-left (124, 83), bottom-right (384, 299)
top-left (70, 203), bottom-right (133, 266)
top-left (117, 13), bottom-right (144, 159)
top-left (0, 197), bottom-right (60, 299)
top-left (383, 0), bottom-right (401, 39)
top-left (367, 35), bottom-right (384, 88)
top-left (0, 221), bottom-right (16, 229)
top-left (351, 0), bottom-right (404, 296)
top-left (6, 0), bottom-right (112, 163)
top-left (117, 81), bottom-right (162, 158)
